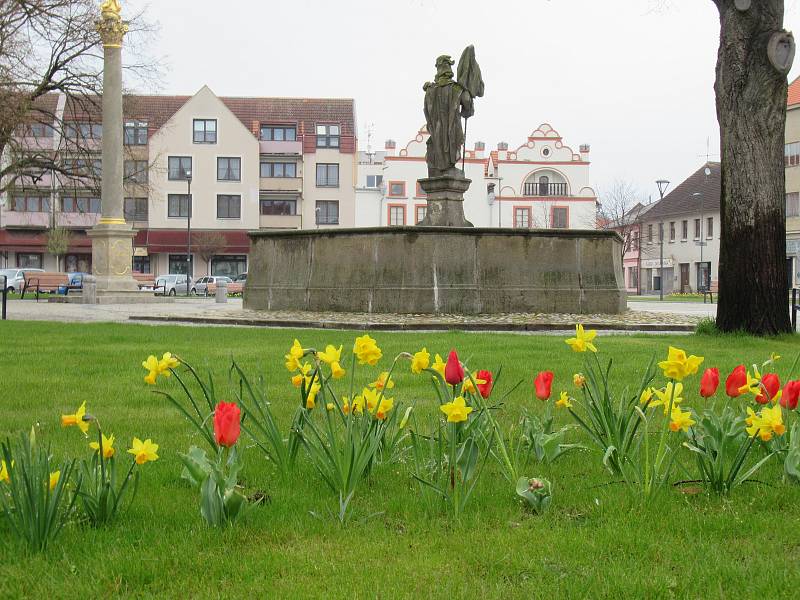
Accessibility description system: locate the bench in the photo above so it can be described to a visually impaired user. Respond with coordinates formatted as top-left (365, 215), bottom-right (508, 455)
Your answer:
top-left (133, 272), bottom-right (156, 290)
top-left (699, 280), bottom-right (718, 304)
top-left (207, 281), bottom-right (244, 296)
top-left (22, 272), bottom-right (69, 301)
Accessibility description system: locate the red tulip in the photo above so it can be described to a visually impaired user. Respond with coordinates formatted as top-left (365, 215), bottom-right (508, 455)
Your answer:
top-left (699, 368), bottom-right (720, 398)
top-left (725, 365), bottom-right (746, 398)
top-left (781, 380), bottom-right (800, 410)
top-left (755, 373), bottom-right (781, 405)
top-left (475, 370), bottom-right (493, 399)
top-left (213, 401), bottom-right (241, 447)
top-left (444, 350), bottom-right (465, 385)
top-left (534, 371), bottom-right (554, 401)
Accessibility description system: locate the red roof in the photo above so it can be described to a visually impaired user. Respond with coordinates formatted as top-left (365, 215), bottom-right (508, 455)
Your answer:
top-left (789, 76), bottom-right (800, 108)
top-left (134, 230), bottom-right (251, 254)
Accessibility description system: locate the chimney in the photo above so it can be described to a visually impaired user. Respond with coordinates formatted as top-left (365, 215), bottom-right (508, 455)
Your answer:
top-left (473, 141), bottom-right (485, 158)
top-left (497, 141), bottom-right (508, 151)
top-left (579, 144), bottom-right (591, 154)
top-left (384, 139), bottom-right (396, 156)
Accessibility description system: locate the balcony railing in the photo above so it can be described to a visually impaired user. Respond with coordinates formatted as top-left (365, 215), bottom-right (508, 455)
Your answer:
top-left (523, 182), bottom-right (569, 197)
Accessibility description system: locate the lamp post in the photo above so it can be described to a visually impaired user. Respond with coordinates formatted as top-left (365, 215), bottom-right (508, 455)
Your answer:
top-left (656, 179), bottom-right (670, 301)
top-left (185, 168), bottom-right (192, 296)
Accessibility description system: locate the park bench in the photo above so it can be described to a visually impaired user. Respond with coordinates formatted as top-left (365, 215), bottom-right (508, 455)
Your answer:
top-left (133, 272), bottom-right (156, 290)
top-left (700, 280), bottom-right (718, 304)
top-left (207, 281), bottom-right (244, 296)
top-left (21, 272), bottom-right (69, 301)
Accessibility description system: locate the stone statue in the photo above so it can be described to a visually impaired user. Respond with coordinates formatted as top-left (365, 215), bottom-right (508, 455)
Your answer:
top-left (423, 46), bottom-right (484, 177)
top-left (100, 0), bottom-right (122, 18)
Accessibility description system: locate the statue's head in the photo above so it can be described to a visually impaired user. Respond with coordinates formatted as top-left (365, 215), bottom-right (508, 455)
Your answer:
top-left (434, 55), bottom-right (454, 82)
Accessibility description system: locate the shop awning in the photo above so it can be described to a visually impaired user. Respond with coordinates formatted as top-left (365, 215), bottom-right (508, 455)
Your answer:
top-left (134, 229), bottom-right (251, 254)
top-left (0, 229), bottom-right (92, 253)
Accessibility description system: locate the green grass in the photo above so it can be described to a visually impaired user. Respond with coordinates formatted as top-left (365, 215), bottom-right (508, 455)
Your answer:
top-left (1, 322), bottom-right (799, 598)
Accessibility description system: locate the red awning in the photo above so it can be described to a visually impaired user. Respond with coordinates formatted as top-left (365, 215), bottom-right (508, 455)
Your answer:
top-left (0, 229), bottom-right (92, 253)
top-left (134, 230), bottom-right (251, 253)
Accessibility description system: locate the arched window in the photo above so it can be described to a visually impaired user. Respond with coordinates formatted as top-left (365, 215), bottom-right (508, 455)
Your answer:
top-left (539, 175), bottom-right (550, 196)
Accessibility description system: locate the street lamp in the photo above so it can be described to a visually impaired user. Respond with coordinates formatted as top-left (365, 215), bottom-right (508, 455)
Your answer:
top-left (656, 179), bottom-right (670, 301)
top-left (185, 168), bottom-right (192, 297)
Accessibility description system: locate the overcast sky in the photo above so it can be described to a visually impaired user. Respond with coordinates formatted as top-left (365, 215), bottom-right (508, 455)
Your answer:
top-left (123, 0), bottom-right (800, 202)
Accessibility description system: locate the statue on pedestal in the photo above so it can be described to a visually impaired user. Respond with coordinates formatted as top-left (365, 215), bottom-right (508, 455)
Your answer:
top-left (418, 46), bottom-right (484, 227)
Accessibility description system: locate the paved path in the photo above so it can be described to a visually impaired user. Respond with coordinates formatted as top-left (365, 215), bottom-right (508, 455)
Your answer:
top-left (628, 301), bottom-right (717, 318)
top-left (1, 297), bottom-right (704, 332)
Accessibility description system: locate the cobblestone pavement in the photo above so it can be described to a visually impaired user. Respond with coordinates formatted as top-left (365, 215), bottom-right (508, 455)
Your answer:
top-left (628, 301), bottom-right (717, 317)
top-left (1, 297), bottom-right (703, 332)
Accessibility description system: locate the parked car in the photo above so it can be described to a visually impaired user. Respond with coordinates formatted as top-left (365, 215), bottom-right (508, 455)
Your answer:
top-left (233, 272), bottom-right (247, 283)
top-left (0, 268), bottom-right (44, 293)
top-left (195, 276), bottom-right (232, 296)
top-left (153, 274), bottom-right (195, 296)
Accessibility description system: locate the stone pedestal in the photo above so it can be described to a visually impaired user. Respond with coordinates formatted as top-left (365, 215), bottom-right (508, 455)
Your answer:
top-left (417, 173), bottom-right (473, 227)
top-left (87, 223), bottom-right (139, 292)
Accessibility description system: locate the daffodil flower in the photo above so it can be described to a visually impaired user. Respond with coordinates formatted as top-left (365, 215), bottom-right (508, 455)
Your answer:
top-left (573, 373), bottom-right (586, 388)
top-left (555, 391), bottom-right (573, 409)
top-left (411, 348), bottom-right (431, 374)
top-left (127, 438), bottom-right (159, 465)
top-left (142, 355), bottom-right (160, 385)
top-left (440, 396), bottom-right (473, 423)
top-left (353, 334), bottom-right (382, 366)
top-left (669, 406), bottom-right (695, 432)
top-left (89, 433), bottom-right (116, 459)
top-left (61, 401), bottom-right (90, 435)
top-left (284, 339), bottom-right (304, 372)
top-left (375, 397), bottom-right (394, 420)
top-left (49, 470), bottom-right (61, 492)
top-left (369, 372), bottom-right (395, 391)
top-left (565, 324), bottom-right (598, 353)
top-left (317, 344), bottom-right (342, 365)
top-left (0, 460), bottom-right (12, 484)
top-left (650, 383), bottom-right (684, 415)
top-left (431, 354), bottom-right (446, 378)
top-left (657, 346), bottom-right (704, 381)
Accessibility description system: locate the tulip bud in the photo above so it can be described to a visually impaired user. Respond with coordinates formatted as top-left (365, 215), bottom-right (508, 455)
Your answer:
top-left (444, 350), bottom-right (465, 385)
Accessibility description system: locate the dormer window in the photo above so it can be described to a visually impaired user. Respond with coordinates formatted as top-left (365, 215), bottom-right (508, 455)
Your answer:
top-left (260, 125), bottom-right (296, 141)
top-left (124, 121), bottom-right (148, 145)
top-left (316, 124), bottom-right (340, 148)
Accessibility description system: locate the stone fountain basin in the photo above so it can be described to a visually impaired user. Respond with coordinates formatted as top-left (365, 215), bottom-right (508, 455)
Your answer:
top-left (246, 227), bottom-right (626, 315)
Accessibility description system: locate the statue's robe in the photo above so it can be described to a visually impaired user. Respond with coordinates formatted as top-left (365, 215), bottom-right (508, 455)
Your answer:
top-left (424, 81), bottom-right (470, 176)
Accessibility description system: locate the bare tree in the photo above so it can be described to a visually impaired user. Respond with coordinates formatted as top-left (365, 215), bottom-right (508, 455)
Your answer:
top-left (45, 224), bottom-right (71, 270)
top-left (712, 0), bottom-right (794, 334)
top-left (599, 179), bottom-right (642, 261)
top-left (194, 231), bottom-right (227, 275)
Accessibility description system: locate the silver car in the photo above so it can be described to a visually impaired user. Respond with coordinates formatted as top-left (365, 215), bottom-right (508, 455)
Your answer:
top-left (194, 275), bottom-right (232, 296)
top-left (153, 274), bottom-right (195, 296)
top-left (1, 268), bottom-right (45, 293)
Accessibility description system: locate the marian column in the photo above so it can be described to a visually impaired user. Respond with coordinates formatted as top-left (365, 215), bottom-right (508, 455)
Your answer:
top-left (88, 1), bottom-right (138, 294)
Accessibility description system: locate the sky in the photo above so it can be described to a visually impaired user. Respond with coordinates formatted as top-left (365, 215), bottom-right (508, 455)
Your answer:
top-left (123, 0), bottom-right (800, 203)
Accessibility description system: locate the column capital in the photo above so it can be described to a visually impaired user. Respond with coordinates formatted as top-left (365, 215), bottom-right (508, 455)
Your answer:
top-left (96, 15), bottom-right (128, 48)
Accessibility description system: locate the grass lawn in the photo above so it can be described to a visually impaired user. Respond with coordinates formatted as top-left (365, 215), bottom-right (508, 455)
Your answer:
top-left (1, 322), bottom-right (799, 598)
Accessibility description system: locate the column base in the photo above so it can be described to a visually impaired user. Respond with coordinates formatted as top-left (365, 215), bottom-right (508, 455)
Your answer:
top-left (87, 223), bottom-right (139, 294)
top-left (417, 174), bottom-right (474, 227)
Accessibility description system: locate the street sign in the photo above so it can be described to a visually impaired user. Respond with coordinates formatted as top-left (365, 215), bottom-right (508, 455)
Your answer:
top-left (642, 258), bottom-right (674, 269)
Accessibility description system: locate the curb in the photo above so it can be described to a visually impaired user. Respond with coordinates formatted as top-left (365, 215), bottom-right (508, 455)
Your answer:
top-left (128, 315), bottom-right (696, 333)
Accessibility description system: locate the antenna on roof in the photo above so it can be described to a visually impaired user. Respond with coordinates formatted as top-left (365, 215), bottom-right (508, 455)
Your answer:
top-left (365, 122), bottom-right (375, 164)
top-left (698, 137), bottom-right (719, 164)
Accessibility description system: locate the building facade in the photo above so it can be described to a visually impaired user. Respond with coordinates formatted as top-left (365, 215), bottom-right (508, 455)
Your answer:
top-left (356, 124), bottom-right (597, 229)
top-left (0, 87), bottom-right (357, 279)
top-left (634, 163), bottom-right (721, 295)
top-left (785, 76), bottom-right (800, 288)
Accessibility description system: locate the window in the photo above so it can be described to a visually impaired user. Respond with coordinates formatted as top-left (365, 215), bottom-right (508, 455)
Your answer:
top-left (11, 195), bottom-right (50, 212)
top-left (132, 256), bottom-right (151, 274)
top-left (316, 200), bottom-right (339, 225)
top-left (260, 199), bottom-right (297, 215)
top-left (316, 164), bottom-right (339, 187)
top-left (514, 207), bottom-right (531, 228)
top-left (168, 156), bottom-right (192, 180)
top-left (217, 157), bottom-right (241, 181)
top-left (628, 267), bottom-right (639, 290)
top-left (415, 182), bottom-right (427, 197)
top-left (124, 160), bottom-right (148, 184)
top-left (631, 231), bottom-right (639, 251)
top-left (62, 197), bottom-right (101, 213)
top-left (366, 175), bottom-right (383, 188)
top-left (22, 123), bottom-right (53, 138)
top-left (217, 195), bottom-right (241, 219)
top-left (648, 224), bottom-right (653, 243)
top-left (316, 124), bottom-right (340, 148)
top-left (123, 121), bottom-right (148, 145)
top-left (669, 222), bottom-right (676, 242)
top-left (551, 207), bottom-right (568, 229)
top-left (63, 158), bottom-right (102, 177)
top-left (193, 119), bottom-right (217, 144)
top-left (124, 197), bottom-right (148, 221)
top-left (260, 162), bottom-right (297, 178)
top-left (681, 220), bottom-right (688, 240)
top-left (65, 123), bottom-right (102, 140)
top-left (388, 205), bottom-right (406, 226)
top-left (707, 217), bottom-right (714, 239)
top-left (168, 194), bottom-right (191, 218)
top-left (786, 141), bottom-right (800, 167)
top-left (64, 254), bottom-right (91, 273)
top-left (388, 181), bottom-right (406, 197)
top-left (416, 205), bottom-right (427, 224)
top-left (694, 218), bottom-right (701, 239)
top-left (169, 255), bottom-right (193, 275)
top-left (787, 192), bottom-right (800, 217)
top-left (260, 126), bottom-right (296, 141)
top-left (211, 255), bottom-right (247, 278)
top-left (17, 253), bottom-right (43, 269)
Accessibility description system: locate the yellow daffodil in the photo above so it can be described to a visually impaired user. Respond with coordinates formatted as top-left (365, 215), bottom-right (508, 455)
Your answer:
top-left (304, 377), bottom-right (321, 409)
top-left (360, 387), bottom-right (381, 413)
top-left (565, 324), bottom-right (598, 353)
top-left (555, 391), bottom-right (573, 409)
top-left (284, 339), bottom-right (304, 372)
top-left (669, 406), bottom-right (695, 432)
top-left (89, 433), bottom-right (116, 459)
top-left (440, 396), bottom-right (473, 423)
top-left (761, 405), bottom-right (786, 436)
top-left (640, 388), bottom-right (655, 406)
top-left (127, 438), bottom-right (159, 465)
top-left (375, 397), bottom-right (395, 420)
top-left (657, 346), bottom-right (704, 381)
top-left (353, 334), bottom-right (382, 366)
top-left (0, 460), bottom-right (11, 483)
top-left (747, 405), bottom-right (786, 441)
top-left (142, 355), bottom-right (160, 385)
top-left (432, 354), bottom-right (446, 378)
top-left (292, 363), bottom-right (312, 387)
top-left (650, 383), bottom-right (684, 415)
top-left (369, 372), bottom-right (395, 391)
top-left (331, 361), bottom-right (346, 379)
top-left (61, 401), bottom-right (90, 435)
top-left (341, 396), bottom-right (352, 415)
top-left (462, 375), bottom-right (487, 395)
top-left (738, 367), bottom-right (762, 397)
top-left (573, 373), bottom-right (586, 388)
top-left (411, 348), bottom-right (431, 374)
top-left (351, 394), bottom-right (365, 415)
top-left (317, 344), bottom-right (342, 365)
top-left (49, 470), bottom-right (60, 492)
top-left (770, 352), bottom-right (781, 363)
top-left (158, 352), bottom-right (178, 376)
top-left (326, 402), bottom-right (335, 411)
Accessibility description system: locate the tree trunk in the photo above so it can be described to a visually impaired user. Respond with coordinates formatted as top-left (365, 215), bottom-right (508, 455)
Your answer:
top-left (714, 0), bottom-right (793, 334)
